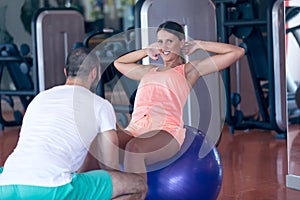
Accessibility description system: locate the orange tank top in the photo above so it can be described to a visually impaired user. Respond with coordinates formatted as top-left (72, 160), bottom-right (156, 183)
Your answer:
top-left (130, 64), bottom-right (190, 135)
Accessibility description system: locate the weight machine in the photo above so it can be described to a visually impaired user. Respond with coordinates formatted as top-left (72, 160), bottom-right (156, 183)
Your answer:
top-left (0, 8), bottom-right (85, 130)
top-left (215, 0), bottom-right (287, 135)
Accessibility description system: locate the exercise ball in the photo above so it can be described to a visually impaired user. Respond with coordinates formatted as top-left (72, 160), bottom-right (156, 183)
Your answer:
top-left (146, 126), bottom-right (222, 200)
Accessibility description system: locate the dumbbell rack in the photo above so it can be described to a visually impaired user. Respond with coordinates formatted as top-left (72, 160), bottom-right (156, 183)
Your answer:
top-left (0, 44), bottom-right (38, 130)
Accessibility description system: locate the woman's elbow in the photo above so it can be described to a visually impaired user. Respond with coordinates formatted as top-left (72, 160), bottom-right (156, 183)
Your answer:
top-left (237, 45), bottom-right (246, 58)
top-left (113, 60), bottom-right (120, 70)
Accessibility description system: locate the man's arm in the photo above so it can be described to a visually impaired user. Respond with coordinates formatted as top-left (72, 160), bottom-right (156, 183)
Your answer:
top-left (93, 129), bottom-right (120, 171)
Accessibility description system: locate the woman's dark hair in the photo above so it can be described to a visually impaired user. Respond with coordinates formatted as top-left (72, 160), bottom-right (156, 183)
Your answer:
top-left (156, 21), bottom-right (185, 41)
top-left (65, 47), bottom-right (99, 77)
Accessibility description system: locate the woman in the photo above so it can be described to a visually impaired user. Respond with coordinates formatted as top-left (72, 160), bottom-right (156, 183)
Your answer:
top-left (114, 21), bottom-right (244, 181)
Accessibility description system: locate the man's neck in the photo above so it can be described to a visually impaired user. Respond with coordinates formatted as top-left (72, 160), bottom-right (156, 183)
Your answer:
top-left (65, 78), bottom-right (90, 90)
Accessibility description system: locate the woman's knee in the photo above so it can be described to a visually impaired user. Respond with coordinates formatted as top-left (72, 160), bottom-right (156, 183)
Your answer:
top-left (117, 129), bottom-right (133, 150)
top-left (125, 138), bottom-right (142, 153)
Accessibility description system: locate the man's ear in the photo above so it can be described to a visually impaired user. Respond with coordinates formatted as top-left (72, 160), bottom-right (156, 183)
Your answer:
top-left (64, 68), bottom-right (67, 77)
top-left (91, 67), bottom-right (97, 79)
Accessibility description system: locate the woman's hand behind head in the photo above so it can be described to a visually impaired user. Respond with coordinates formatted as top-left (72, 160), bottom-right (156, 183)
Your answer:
top-left (146, 42), bottom-right (161, 61)
top-left (182, 40), bottom-right (201, 56)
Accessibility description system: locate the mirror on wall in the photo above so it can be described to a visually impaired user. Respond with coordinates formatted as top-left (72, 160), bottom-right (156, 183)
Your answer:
top-left (285, 0), bottom-right (300, 190)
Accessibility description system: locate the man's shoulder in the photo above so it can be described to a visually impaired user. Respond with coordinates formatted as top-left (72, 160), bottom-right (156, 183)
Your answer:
top-left (93, 94), bottom-right (111, 105)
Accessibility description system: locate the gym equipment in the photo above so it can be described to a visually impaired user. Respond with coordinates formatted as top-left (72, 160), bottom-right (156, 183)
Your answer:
top-left (0, 43), bottom-right (35, 129)
top-left (0, 8), bottom-right (86, 130)
top-left (31, 8), bottom-right (85, 92)
top-left (285, 5), bottom-right (300, 124)
top-left (215, 0), bottom-right (287, 135)
top-left (286, 1), bottom-right (300, 191)
top-left (146, 126), bottom-right (222, 200)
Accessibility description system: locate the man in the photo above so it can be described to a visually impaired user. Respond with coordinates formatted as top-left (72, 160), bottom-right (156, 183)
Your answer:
top-left (0, 47), bottom-right (147, 200)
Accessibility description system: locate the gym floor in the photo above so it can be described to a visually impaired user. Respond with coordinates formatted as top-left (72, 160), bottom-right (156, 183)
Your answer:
top-left (1, 123), bottom-right (300, 199)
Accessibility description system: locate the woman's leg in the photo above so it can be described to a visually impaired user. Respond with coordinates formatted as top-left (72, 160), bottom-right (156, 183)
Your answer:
top-left (117, 125), bottom-right (134, 150)
top-left (123, 130), bottom-right (180, 181)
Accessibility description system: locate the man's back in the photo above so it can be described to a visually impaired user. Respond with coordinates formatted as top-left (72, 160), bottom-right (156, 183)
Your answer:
top-left (0, 85), bottom-right (115, 187)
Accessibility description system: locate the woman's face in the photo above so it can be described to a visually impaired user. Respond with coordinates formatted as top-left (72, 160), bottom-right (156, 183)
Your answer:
top-left (156, 30), bottom-right (184, 62)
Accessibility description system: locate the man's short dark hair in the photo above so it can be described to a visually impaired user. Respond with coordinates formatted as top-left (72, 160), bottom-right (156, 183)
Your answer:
top-left (65, 47), bottom-right (99, 77)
